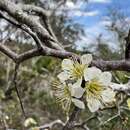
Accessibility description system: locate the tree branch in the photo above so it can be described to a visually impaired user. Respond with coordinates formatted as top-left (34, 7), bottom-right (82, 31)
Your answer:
top-left (125, 29), bottom-right (130, 59)
top-left (38, 119), bottom-right (65, 130)
top-left (0, 0), bottom-right (63, 50)
top-left (62, 107), bottom-right (81, 130)
top-left (13, 63), bottom-right (26, 118)
top-left (0, 44), bottom-right (17, 61)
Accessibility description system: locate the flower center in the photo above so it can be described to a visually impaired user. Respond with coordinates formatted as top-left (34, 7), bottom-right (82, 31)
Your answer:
top-left (71, 62), bottom-right (85, 79)
top-left (52, 81), bottom-right (71, 103)
top-left (86, 80), bottom-right (104, 98)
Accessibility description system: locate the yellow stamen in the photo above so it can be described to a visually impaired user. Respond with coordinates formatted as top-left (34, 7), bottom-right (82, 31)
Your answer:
top-left (51, 80), bottom-right (72, 112)
top-left (71, 62), bottom-right (85, 79)
top-left (86, 80), bottom-right (104, 99)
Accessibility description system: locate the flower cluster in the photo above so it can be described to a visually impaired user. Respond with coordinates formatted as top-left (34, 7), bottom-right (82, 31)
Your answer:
top-left (52, 54), bottom-right (116, 113)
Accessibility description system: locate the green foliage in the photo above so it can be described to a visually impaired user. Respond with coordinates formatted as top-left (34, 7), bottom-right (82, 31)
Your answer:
top-left (113, 71), bottom-right (130, 84)
top-left (33, 56), bottom-right (60, 73)
top-left (96, 43), bottom-right (120, 60)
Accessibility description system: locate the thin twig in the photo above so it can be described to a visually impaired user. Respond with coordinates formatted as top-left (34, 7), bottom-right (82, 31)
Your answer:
top-left (13, 63), bottom-right (26, 118)
top-left (100, 114), bottom-right (119, 126)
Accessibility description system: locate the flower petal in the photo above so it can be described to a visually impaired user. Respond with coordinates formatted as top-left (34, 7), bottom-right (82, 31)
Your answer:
top-left (101, 88), bottom-right (115, 103)
top-left (72, 98), bottom-right (85, 109)
top-left (81, 54), bottom-right (93, 65)
top-left (24, 118), bottom-right (37, 127)
top-left (84, 67), bottom-right (102, 81)
top-left (62, 59), bottom-right (73, 71)
top-left (73, 78), bottom-right (82, 87)
top-left (99, 72), bottom-right (112, 86)
top-left (87, 97), bottom-right (102, 112)
top-left (70, 85), bottom-right (85, 98)
top-left (57, 71), bottom-right (70, 82)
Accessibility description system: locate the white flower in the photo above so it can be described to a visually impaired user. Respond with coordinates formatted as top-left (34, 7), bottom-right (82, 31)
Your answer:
top-left (52, 80), bottom-right (85, 113)
top-left (57, 54), bottom-right (92, 83)
top-left (84, 67), bottom-right (115, 112)
top-left (24, 118), bottom-right (37, 127)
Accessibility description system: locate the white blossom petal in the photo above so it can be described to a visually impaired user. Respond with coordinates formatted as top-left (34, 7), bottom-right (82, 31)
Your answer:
top-left (99, 72), bottom-right (112, 86)
top-left (84, 67), bottom-right (102, 81)
top-left (101, 88), bottom-right (115, 103)
top-left (70, 85), bottom-right (85, 98)
top-left (24, 118), bottom-right (37, 127)
top-left (57, 71), bottom-right (70, 82)
top-left (73, 78), bottom-right (82, 87)
top-left (81, 54), bottom-right (93, 65)
top-left (72, 98), bottom-right (85, 109)
top-left (62, 59), bottom-right (73, 71)
top-left (87, 97), bottom-right (102, 112)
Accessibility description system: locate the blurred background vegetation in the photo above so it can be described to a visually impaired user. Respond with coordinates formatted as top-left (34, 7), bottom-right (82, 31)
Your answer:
top-left (0, 0), bottom-right (130, 130)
